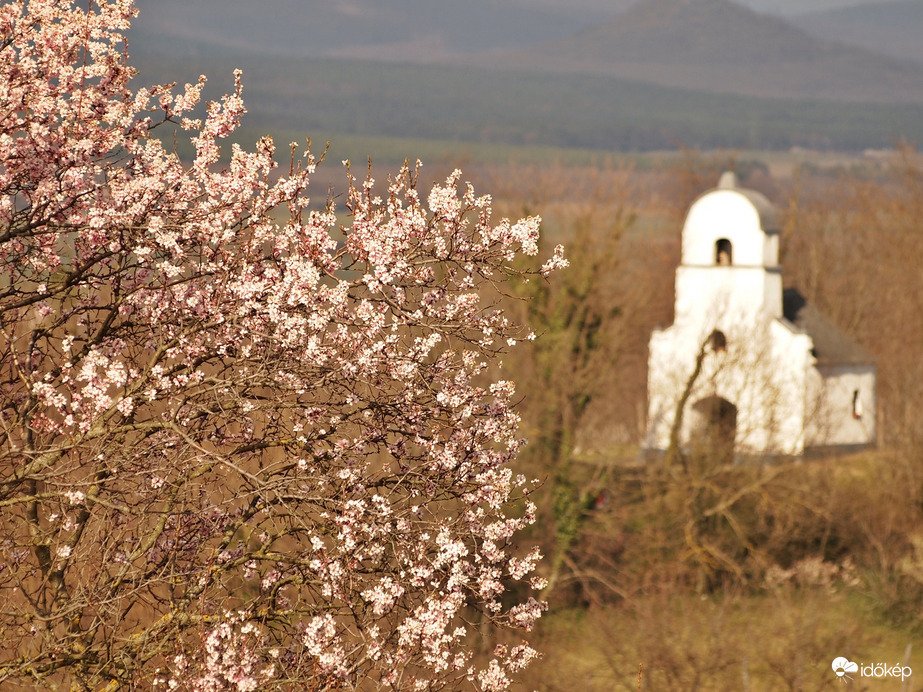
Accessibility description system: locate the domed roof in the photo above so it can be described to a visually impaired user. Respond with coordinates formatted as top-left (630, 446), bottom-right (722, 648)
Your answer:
top-left (681, 171), bottom-right (780, 268)
top-left (710, 171), bottom-right (779, 233)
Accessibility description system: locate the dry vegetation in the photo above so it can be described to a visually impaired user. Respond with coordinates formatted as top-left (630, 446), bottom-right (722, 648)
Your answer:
top-left (451, 149), bottom-right (923, 690)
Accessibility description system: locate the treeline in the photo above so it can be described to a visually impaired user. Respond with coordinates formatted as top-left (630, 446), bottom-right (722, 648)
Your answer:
top-left (132, 51), bottom-right (923, 154)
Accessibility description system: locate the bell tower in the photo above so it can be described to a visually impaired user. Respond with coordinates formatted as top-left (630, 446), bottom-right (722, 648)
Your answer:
top-left (673, 170), bottom-right (782, 333)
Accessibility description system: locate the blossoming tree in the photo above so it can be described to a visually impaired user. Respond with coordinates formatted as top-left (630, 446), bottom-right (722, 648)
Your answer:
top-left (0, 1), bottom-right (566, 689)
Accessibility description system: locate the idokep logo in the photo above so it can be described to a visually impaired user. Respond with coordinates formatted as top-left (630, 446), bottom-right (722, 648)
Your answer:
top-left (832, 657), bottom-right (912, 683)
top-left (832, 657), bottom-right (858, 681)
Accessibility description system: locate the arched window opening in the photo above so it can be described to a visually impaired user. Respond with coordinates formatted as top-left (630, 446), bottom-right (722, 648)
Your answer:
top-left (709, 329), bottom-right (727, 353)
top-left (852, 390), bottom-right (863, 420)
top-left (716, 238), bottom-right (732, 266)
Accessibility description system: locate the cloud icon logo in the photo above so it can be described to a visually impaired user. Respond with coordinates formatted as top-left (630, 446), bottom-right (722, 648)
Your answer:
top-left (832, 657), bottom-right (859, 679)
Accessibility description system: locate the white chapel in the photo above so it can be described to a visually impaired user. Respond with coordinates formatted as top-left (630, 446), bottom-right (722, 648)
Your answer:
top-left (645, 172), bottom-right (876, 457)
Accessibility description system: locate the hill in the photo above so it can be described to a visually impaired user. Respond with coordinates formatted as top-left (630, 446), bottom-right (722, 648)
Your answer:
top-left (747, 0), bottom-right (901, 14)
top-left (128, 0), bottom-right (909, 61)
top-left (485, 0), bottom-right (923, 103)
top-left (129, 46), bottom-right (923, 156)
top-left (128, 0), bottom-right (614, 60)
top-left (794, 0), bottom-right (923, 65)
top-left (126, 0), bottom-right (923, 155)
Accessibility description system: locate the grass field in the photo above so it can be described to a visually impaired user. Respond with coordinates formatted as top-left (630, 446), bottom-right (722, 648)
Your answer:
top-left (522, 589), bottom-right (919, 691)
top-left (503, 446), bottom-right (923, 691)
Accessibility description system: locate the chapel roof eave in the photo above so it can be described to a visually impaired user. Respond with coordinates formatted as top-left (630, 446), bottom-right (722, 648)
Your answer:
top-left (782, 288), bottom-right (875, 366)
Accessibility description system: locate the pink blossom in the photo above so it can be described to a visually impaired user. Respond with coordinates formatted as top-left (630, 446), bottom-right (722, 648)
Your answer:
top-left (64, 490), bottom-right (86, 506)
top-left (0, 1), bottom-right (561, 688)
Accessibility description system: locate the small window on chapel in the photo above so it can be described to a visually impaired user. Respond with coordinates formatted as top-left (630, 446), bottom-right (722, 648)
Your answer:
top-left (852, 390), bottom-right (863, 420)
top-left (709, 329), bottom-right (727, 353)
top-left (716, 238), bottom-right (732, 266)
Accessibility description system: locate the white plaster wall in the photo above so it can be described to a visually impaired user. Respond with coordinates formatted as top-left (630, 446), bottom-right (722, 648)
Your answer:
top-left (763, 233), bottom-right (779, 269)
top-left (646, 316), bottom-right (811, 455)
top-left (674, 266), bottom-right (783, 329)
top-left (804, 365), bottom-right (877, 448)
top-left (766, 319), bottom-right (815, 453)
top-left (645, 326), bottom-right (691, 451)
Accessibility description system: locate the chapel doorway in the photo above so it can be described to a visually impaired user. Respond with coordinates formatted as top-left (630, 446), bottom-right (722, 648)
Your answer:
top-left (692, 395), bottom-right (737, 462)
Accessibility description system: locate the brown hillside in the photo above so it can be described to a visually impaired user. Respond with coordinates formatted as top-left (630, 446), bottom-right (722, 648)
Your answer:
top-left (484, 0), bottom-right (923, 103)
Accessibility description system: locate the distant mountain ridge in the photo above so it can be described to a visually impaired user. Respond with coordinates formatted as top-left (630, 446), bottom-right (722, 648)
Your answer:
top-left (126, 0), bottom-right (923, 155)
top-left (480, 0), bottom-right (923, 103)
top-left (129, 0), bottom-right (615, 60)
top-left (794, 0), bottom-right (923, 65)
top-left (130, 0), bottom-right (923, 95)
